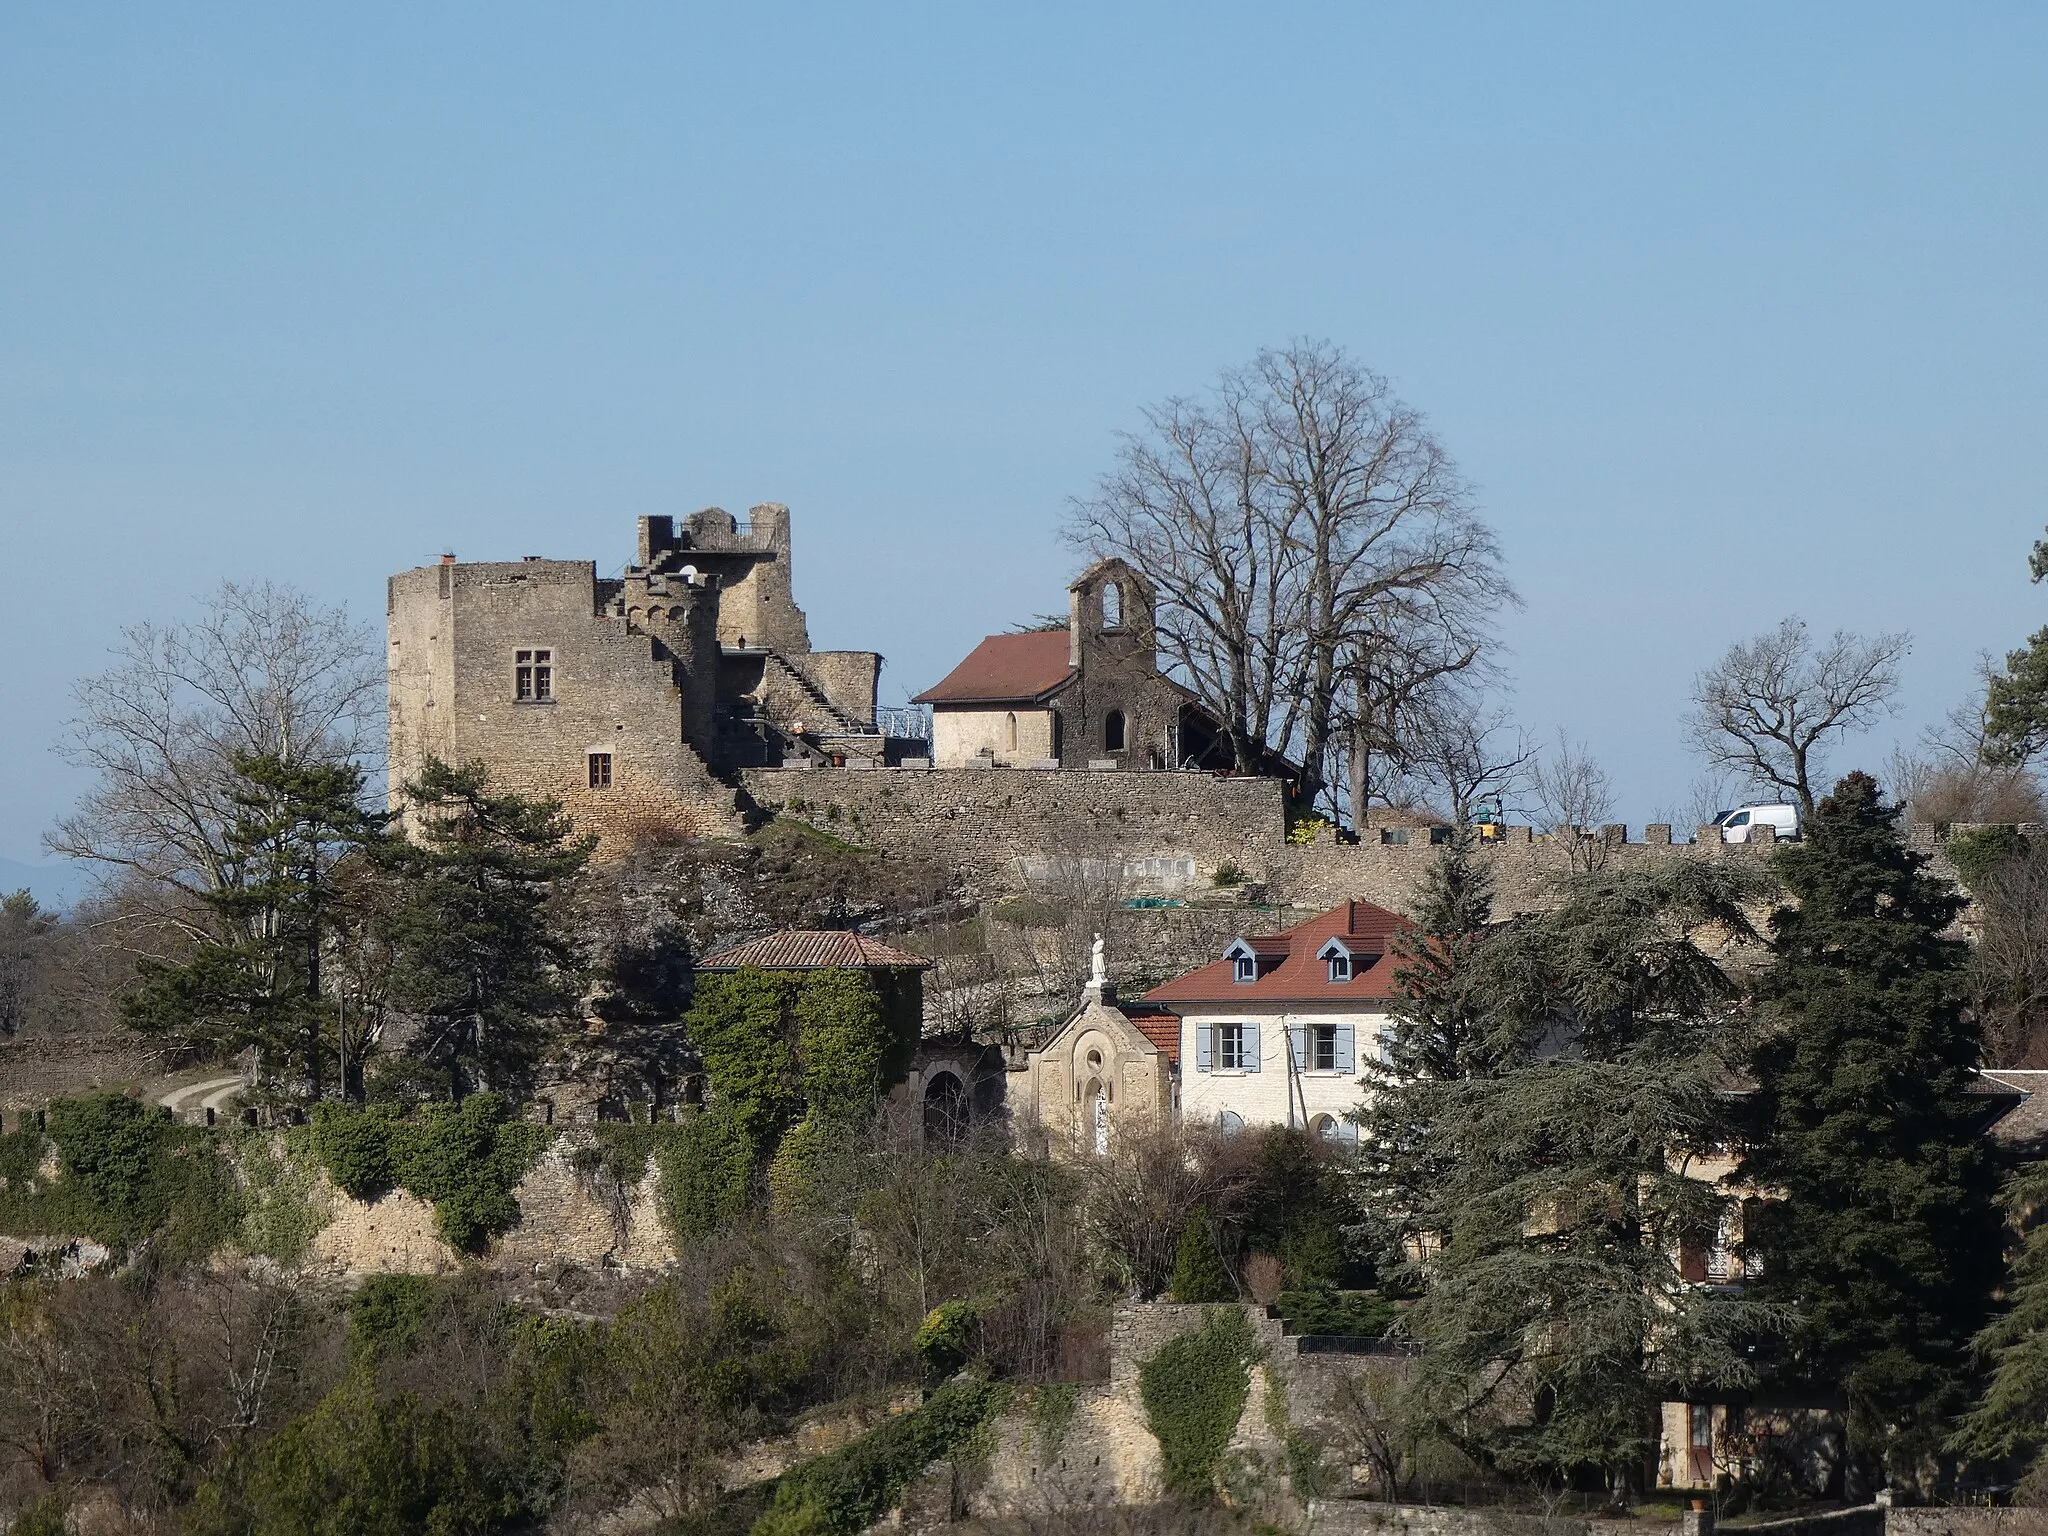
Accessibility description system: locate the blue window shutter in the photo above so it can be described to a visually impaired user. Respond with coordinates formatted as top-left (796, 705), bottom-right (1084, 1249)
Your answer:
top-left (1289, 1026), bottom-right (1307, 1069)
top-left (1243, 1022), bottom-right (1262, 1072)
top-left (1334, 1024), bottom-right (1356, 1074)
top-left (1195, 1024), bottom-right (1211, 1072)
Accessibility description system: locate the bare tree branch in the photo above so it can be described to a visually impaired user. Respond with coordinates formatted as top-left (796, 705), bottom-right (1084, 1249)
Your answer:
top-left (46, 580), bottom-right (381, 924)
top-left (1068, 340), bottom-right (1514, 814)
top-left (1684, 617), bottom-right (1909, 818)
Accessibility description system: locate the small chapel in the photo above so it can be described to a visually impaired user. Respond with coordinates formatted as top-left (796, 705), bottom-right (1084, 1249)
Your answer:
top-left (1019, 936), bottom-right (1178, 1156)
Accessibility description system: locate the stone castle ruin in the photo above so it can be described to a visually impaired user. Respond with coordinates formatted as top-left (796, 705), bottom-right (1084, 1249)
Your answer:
top-left (387, 505), bottom-right (899, 844)
top-left (387, 508), bottom-right (1979, 918)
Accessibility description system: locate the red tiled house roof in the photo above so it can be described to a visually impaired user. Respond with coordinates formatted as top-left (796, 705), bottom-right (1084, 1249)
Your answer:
top-left (1139, 899), bottom-right (1414, 1008)
top-left (1123, 1008), bottom-right (1183, 1064)
top-left (911, 630), bottom-right (1074, 705)
top-left (696, 931), bottom-right (931, 971)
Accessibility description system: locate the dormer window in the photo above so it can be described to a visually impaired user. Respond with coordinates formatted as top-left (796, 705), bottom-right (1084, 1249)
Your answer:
top-left (1317, 937), bottom-right (1357, 983)
top-left (1224, 939), bottom-right (1258, 983)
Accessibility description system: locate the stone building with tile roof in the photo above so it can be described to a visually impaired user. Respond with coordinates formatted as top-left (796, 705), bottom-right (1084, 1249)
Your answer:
top-left (1020, 941), bottom-right (1176, 1157)
top-left (914, 557), bottom-right (1297, 781)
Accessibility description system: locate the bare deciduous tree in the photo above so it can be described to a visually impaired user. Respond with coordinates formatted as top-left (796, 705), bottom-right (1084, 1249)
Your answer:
top-left (1971, 842), bottom-right (2048, 1066)
top-left (1376, 682), bottom-right (1532, 827)
top-left (1069, 340), bottom-right (1513, 817)
top-left (1529, 731), bottom-right (1617, 873)
top-left (48, 581), bottom-right (381, 921)
top-left (1684, 618), bottom-right (1910, 818)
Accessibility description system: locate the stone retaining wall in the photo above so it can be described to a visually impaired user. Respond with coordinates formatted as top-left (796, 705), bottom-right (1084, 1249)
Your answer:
top-left (737, 766), bottom-right (1976, 917)
top-left (738, 766), bottom-right (1290, 896)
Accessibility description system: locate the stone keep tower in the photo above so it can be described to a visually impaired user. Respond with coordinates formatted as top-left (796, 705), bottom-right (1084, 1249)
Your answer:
top-left (386, 505), bottom-right (883, 848)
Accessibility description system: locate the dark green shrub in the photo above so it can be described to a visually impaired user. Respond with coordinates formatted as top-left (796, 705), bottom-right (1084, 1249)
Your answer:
top-left (1137, 1307), bottom-right (1260, 1502)
top-left (310, 1101), bottom-right (399, 1199)
top-left (1170, 1208), bottom-right (1235, 1303)
top-left (391, 1094), bottom-right (548, 1252)
top-left (1276, 1286), bottom-right (1396, 1339)
top-left (753, 1376), bottom-right (1003, 1536)
top-left (236, 1370), bottom-right (521, 1536)
top-left (914, 1299), bottom-right (981, 1380)
top-left (990, 896), bottom-right (1063, 929)
top-left (349, 1274), bottom-right (442, 1364)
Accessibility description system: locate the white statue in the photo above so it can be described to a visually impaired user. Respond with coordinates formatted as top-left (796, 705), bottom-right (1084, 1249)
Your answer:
top-left (1091, 932), bottom-right (1106, 987)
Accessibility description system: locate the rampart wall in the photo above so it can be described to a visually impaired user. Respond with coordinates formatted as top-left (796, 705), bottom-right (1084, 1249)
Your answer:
top-left (739, 765), bottom-right (1976, 917)
top-left (737, 766), bottom-right (1291, 895)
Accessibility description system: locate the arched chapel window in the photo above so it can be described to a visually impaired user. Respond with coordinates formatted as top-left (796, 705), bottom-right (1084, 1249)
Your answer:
top-left (1005, 712), bottom-right (1018, 751)
top-left (1102, 582), bottom-right (1123, 628)
top-left (1104, 710), bottom-right (1126, 752)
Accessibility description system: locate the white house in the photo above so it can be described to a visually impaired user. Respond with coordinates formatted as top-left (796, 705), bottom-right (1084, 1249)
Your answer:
top-left (1138, 899), bottom-right (1412, 1143)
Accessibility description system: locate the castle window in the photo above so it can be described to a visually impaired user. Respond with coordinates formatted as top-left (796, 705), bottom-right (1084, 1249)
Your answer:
top-left (1104, 710), bottom-right (1126, 751)
top-left (1005, 712), bottom-right (1018, 752)
top-left (515, 648), bottom-right (554, 702)
top-left (1102, 581), bottom-right (1123, 628)
top-left (587, 752), bottom-right (612, 789)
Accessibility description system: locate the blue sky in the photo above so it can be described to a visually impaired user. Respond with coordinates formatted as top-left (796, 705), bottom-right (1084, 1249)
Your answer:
top-left (3, 4), bottom-right (2045, 881)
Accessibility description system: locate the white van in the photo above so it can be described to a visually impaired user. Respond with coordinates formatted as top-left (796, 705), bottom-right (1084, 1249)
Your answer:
top-left (1714, 803), bottom-right (1800, 843)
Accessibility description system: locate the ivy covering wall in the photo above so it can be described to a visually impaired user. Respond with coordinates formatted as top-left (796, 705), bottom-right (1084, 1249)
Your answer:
top-left (668, 965), bottom-right (920, 1235)
top-left (0, 1093), bottom-right (237, 1256)
top-left (307, 1093), bottom-right (548, 1252)
top-left (1137, 1307), bottom-right (1261, 1502)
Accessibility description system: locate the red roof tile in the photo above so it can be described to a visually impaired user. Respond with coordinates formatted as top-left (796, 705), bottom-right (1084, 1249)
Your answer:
top-left (1127, 1010), bottom-right (1182, 1064)
top-left (912, 630), bottom-right (1075, 705)
top-left (1140, 899), bottom-right (1413, 1007)
top-left (697, 931), bottom-right (931, 971)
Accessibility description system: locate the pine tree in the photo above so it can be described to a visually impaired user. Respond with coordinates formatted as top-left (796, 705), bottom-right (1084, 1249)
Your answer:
top-left (1952, 1166), bottom-right (2048, 1496)
top-left (1368, 859), bottom-right (1776, 1494)
top-left (1383, 826), bottom-right (1495, 1083)
top-left (123, 753), bottom-right (388, 1095)
top-left (1984, 527), bottom-right (2048, 765)
top-left (1738, 771), bottom-right (2005, 1488)
top-left (1169, 1207), bottom-right (1235, 1303)
top-left (379, 758), bottom-right (595, 1100)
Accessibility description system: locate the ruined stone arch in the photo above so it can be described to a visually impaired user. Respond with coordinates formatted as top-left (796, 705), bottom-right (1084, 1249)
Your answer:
top-left (923, 1070), bottom-right (968, 1148)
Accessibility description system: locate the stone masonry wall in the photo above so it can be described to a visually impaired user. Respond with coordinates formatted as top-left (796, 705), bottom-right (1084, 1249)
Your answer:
top-left (737, 766), bottom-right (1291, 895)
top-left (389, 558), bottom-right (744, 847)
top-left (739, 764), bottom-right (1978, 918)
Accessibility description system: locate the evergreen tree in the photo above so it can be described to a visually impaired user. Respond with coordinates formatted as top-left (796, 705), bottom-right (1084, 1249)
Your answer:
top-left (1952, 1166), bottom-right (2048, 1496)
top-left (379, 758), bottom-right (594, 1100)
top-left (1984, 527), bottom-right (2048, 766)
top-left (1169, 1207), bottom-right (1236, 1303)
top-left (1382, 826), bottom-right (1496, 1083)
top-left (124, 754), bottom-right (388, 1095)
top-left (1369, 859), bottom-right (1776, 1494)
top-left (1738, 771), bottom-right (2005, 1488)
